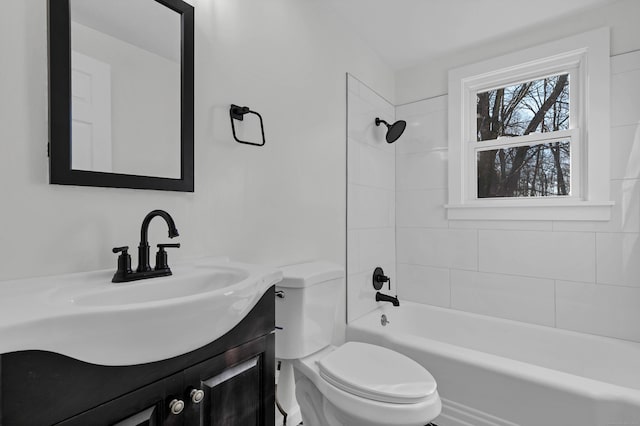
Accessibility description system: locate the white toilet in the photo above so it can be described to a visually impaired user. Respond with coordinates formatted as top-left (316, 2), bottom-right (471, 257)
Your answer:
top-left (275, 261), bottom-right (441, 426)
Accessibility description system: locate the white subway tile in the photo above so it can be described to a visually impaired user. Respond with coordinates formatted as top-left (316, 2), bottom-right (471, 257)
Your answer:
top-left (397, 228), bottom-right (477, 270)
top-left (357, 143), bottom-right (395, 190)
top-left (447, 229), bottom-right (479, 271)
top-left (396, 95), bottom-right (447, 116)
top-left (397, 263), bottom-right (450, 307)
top-left (610, 124), bottom-right (640, 180)
top-left (347, 137), bottom-right (360, 184)
top-left (611, 67), bottom-right (640, 127)
top-left (396, 109), bottom-right (448, 155)
top-left (358, 227), bottom-right (396, 275)
top-left (348, 94), bottom-right (394, 152)
top-left (396, 228), bottom-right (423, 265)
top-left (450, 219), bottom-right (553, 231)
top-left (396, 189), bottom-right (448, 228)
top-left (359, 84), bottom-right (394, 119)
top-left (347, 271), bottom-right (377, 322)
top-left (596, 233), bottom-right (640, 287)
top-left (347, 230), bottom-right (360, 275)
top-left (450, 270), bottom-right (555, 327)
top-left (396, 150), bottom-right (448, 190)
top-left (617, 179), bottom-right (640, 233)
top-left (552, 179), bottom-right (640, 233)
top-left (347, 184), bottom-right (394, 229)
top-left (479, 230), bottom-right (596, 282)
top-left (611, 50), bottom-right (640, 75)
top-left (348, 94), bottom-right (374, 144)
top-left (556, 280), bottom-right (640, 342)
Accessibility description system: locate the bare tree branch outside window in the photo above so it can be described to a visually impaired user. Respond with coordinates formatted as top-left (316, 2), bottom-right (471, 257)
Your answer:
top-left (476, 74), bottom-right (570, 198)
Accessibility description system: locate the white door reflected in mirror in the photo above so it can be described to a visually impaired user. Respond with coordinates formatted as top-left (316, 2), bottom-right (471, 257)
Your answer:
top-left (71, 51), bottom-right (112, 173)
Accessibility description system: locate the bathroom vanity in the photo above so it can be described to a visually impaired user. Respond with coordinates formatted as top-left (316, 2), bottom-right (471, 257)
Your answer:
top-left (0, 258), bottom-right (280, 425)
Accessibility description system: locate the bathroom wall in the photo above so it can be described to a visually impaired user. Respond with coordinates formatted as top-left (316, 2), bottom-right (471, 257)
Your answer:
top-left (395, 0), bottom-right (640, 104)
top-left (0, 0), bottom-right (394, 287)
top-left (395, 48), bottom-right (640, 341)
top-left (346, 75), bottom-right (397, 322)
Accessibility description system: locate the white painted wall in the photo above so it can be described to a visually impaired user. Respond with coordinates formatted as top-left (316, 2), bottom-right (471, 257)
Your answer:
top-left (0, 0), bottom-right (394, 311)
top-left (395, 49), bottom-right (640, 342)
top-left (346, 75), bottom-right (396, 322)
top-left (395, 0), bottom-right (640, 104)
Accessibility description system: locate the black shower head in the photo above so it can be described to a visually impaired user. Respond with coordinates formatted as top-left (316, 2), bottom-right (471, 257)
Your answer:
top-left (375, 118), bottom-right (406, 143)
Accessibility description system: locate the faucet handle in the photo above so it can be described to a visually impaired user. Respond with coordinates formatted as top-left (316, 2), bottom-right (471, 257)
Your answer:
top-left (158, 243), bottom-right (181, 249)
top-left (112, 246), bottom-right (133, 283)
top-left (372, 267), bottom-right (390, 290)
top-left (155, 243), bottom-right (181, 271)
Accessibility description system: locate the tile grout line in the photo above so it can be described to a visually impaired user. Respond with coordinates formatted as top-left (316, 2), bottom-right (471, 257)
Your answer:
top-left (476, 229), bottom-right (480, 273)
top-left (449, 266), bottom-right (453, 308)
top-left (594, 232), bottom-right (598, 286)
top-left (553, 280), bottom-right (557, 328)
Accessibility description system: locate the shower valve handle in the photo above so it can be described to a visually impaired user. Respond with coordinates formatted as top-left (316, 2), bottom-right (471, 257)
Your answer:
top-left (374, 273), bottom-right (389, 283)
top-left (380, 276), bottom-right (391, 291)
top-left (372, 267), bottom-right (391, 291)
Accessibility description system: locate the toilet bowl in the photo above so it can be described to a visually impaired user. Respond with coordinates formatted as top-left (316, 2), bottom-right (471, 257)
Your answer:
top-left (275, 261), bottom-right (441, 426)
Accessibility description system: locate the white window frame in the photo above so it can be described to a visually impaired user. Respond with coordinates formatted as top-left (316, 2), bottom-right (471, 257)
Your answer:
top-left (446, 28), bottom-right (613, 221)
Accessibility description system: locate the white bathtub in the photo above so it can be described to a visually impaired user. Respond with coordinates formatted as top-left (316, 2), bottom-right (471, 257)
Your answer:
top-left (346, 302), bottom-right (640, 426)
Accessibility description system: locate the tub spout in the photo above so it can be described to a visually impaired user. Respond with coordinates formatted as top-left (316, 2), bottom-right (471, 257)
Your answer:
top-left (376, 291), bottom-right (400, 307)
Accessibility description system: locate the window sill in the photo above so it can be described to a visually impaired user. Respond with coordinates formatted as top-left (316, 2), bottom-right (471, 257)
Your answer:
top-left (445, 201), bottom-right (614, 221)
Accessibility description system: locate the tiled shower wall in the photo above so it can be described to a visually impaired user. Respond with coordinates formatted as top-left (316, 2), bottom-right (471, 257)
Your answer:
top-left (346, 74), bottom-right (397, 322)
top-left (395, 50), bottom-right (640, 342)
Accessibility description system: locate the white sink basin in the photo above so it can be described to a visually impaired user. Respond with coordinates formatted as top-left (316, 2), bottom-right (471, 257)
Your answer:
top-left (0, 258), bottom-right (282, 365)
top-left (55, 266), bottom-right (250, 307)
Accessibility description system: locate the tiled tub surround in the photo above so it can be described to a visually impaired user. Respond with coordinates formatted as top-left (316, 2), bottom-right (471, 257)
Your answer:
top-left (394, 50), bottom-right (640, 343)
top-left (347, 302), bottom-right (640, 426)
top-left (347, 74), bottom-right (397, 322)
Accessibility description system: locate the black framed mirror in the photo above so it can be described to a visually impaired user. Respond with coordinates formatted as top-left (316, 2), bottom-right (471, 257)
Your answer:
top-left (48, 0), bottom-right (194, 192)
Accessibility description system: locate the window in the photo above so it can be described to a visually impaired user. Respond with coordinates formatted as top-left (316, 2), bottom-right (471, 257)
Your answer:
top-left (447, 28), bottom-right (613, 221)
top-left (476, 73), bottom-right (573, 199)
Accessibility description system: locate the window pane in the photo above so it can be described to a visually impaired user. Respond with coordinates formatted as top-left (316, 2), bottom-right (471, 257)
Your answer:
top-left (477, 141), bottom-right (570, 198)
top-left (477, 74), bottom-right (570, 142)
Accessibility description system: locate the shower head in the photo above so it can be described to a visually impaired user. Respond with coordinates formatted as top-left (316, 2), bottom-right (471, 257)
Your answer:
top-left (375, 118), bottom-right (406, 143)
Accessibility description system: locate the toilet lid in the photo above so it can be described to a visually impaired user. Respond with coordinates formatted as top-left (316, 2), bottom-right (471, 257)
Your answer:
top-left (317, 342), bottom-right (437, 404)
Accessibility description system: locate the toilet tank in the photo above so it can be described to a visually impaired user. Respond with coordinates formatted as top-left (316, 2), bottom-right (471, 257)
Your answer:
top-left (275, 261), bottom-right (344, 360)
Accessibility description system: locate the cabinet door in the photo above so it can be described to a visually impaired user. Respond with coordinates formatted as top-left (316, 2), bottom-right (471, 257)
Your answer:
top-left (183, 334), bottom-right (274, 426)
top-left (56, 372), bottom-right (185, 426)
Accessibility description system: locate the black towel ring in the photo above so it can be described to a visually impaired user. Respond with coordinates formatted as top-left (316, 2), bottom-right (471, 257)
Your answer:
top-left (229, 104), bottom-right (266, 147)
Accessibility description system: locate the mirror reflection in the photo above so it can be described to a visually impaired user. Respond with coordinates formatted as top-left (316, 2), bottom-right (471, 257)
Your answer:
top-left (69, 0), bottom-right (181, 178)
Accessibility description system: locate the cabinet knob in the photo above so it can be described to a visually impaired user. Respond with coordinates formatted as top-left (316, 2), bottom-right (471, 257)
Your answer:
top-left (169, 398), bottom-right (184, 415)
top-left (190, 388), bottom-right (205, 404)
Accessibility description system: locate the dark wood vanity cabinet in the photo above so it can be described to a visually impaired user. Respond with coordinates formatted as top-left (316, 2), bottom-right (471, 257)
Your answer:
top-left (182, 336), bottom-right (269, 426)
top-left (58, 372), bottom-right (184, 426)
top-left (0, 288), bottom-right (275, 426)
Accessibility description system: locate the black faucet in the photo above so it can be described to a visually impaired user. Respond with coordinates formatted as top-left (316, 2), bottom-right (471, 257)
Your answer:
top-left (112, 210), bottom-right (180, 283)
top-left (376, 292), bottom-right (400, 307)
top-left (371, 266), bottom-right (399, 306)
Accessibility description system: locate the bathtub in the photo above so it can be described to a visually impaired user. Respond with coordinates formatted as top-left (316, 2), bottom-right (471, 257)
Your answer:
top-left (346, 302), bottom-right (640, 426)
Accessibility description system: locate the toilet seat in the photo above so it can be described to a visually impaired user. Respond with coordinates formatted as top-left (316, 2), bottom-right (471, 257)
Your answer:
top-left (317, 342), bottom-right (437, 404)
top-left (294, 344), bottom-right (441, 426)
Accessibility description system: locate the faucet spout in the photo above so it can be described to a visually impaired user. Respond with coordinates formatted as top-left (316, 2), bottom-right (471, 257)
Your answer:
top-left (137, 210), bottom-right (179, 272)
top-left (375, 291), bottom-right (400, 307)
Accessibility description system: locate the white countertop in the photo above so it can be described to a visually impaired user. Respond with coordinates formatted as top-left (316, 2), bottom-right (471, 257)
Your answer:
top-left (0, 257), bottom-right (282, 365)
